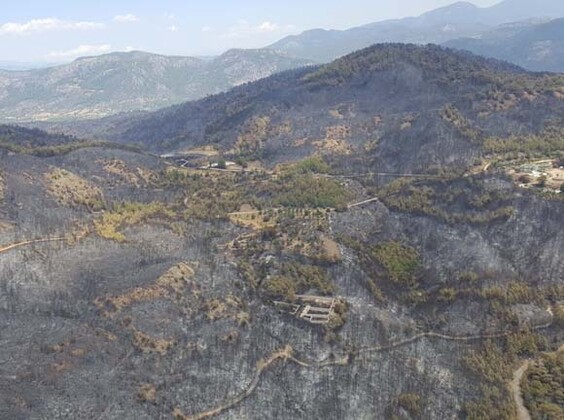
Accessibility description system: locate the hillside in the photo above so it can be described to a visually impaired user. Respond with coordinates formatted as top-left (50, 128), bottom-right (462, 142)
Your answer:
top-left (0, 50), bottom-right (312, 123)
top-left (63, 44), bottom-right (564, 177)
top-left (267, 0), bottom-right (564, 62)
top-left (3, 0), bottom-right (563, 126)
top-left (1, 104), bottom-right (563, 419)
top-left (1, 43), bottom-right (564, 419)
top-left (445, 18), bottom-right (564, 72)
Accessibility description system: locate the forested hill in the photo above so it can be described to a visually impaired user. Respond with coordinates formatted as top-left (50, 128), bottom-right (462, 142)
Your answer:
top-left (71, 44), bottom-right (564, 174)
top-left (0, 49), bottom-right (312, 123)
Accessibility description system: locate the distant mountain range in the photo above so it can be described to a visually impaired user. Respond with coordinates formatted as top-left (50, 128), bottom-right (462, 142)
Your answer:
top-left (445, 18), bottom-right (564, 72)
top-left (267, 0), bottom-right (564, 62)
top-left (0, 50), bottom-right (312, 122)
top-left (1, 0), bottom-right (563, 124)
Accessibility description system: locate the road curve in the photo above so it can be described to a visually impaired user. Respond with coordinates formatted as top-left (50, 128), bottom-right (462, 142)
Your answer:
top-left (510, 361), bottom-right (532, 420)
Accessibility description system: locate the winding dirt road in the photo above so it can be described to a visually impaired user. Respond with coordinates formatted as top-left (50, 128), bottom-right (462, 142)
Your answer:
top-left (510, 344), bottom-right (564, 420)
top-left (176, 317), bottom-right (555, 420)
top-left (510, 361), bottom-right (532, 420)
top-left (0, 237), bottom-right (66, 254)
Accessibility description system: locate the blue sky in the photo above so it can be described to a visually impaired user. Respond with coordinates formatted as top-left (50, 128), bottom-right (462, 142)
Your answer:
top-left (0, 0), bottom-right (500, 62)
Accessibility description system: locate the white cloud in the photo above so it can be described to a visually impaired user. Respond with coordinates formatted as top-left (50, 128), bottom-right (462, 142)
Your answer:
top-left (257, 21), bottom-right (278, 32)
top-left (167, 25), bottom-right (179, 32)
top-left (0, 18), bottom-right (104, 36)
top-left (201, 26), bottom-right (213, 33)
top-left (113, 14), bottom-right (140, 23)
top-left (221, 20), bottom-right (294, 39)
top-left (46, 44), bottom-right (112, 60)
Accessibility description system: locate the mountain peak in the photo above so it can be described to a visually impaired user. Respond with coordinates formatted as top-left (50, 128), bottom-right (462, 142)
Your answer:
top-left (303, 43), bottom-right (523, 86)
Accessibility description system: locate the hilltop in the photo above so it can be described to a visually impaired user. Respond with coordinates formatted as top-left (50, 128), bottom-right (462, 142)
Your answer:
top-left (60, 44), bottom-right (564, 176)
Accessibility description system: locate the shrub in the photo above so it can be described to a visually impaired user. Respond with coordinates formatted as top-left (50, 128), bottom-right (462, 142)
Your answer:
top-left (372, 241), bottom-right (421, 287)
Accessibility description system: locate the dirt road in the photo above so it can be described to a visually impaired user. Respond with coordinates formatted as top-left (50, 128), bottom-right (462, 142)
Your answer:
top-left (510, 361), bottom-right (532, 420)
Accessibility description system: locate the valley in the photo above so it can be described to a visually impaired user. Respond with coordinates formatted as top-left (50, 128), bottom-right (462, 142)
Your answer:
top-left (0, 21), bottom-right (563, 420)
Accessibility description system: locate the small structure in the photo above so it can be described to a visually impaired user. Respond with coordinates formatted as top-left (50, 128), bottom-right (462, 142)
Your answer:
top-left (273, 295), bottom-right (337, 325)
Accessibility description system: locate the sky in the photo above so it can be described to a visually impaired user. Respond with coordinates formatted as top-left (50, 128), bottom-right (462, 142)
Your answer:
top-left (0, 0), bottom-right (501, 63)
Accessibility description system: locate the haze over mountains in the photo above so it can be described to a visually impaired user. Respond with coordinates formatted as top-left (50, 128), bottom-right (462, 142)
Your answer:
top-left (0, 50), bottom-right (311, 122)
top-left (267, 0), bottom-right (564, 62)
top-left (1, 0), bottom-right (563, 124)
top-left (445, 18), bottom-right (564, 72)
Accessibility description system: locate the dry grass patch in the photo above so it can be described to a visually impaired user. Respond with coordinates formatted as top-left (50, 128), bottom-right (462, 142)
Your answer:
top-left (138, 384), bottom-right (157, 403)
top-left (203, 294), bottom-right (248, 324)
top-left (94, 201), bottom-right (176, 242)
top-left (132, 330), bottom-right (175, 356)
top-left (320, 234), bottom-right (341, 262)
top-left (100, 159), bottom-right (155, 186)
top-left (234, 116), bottom-right (271, 154)
top-left (313, 125), bottom-right (353, 155)
top-left (100, 159), bottom-right (148, 186)
top-left (45, 168), bottom-right (104, 209)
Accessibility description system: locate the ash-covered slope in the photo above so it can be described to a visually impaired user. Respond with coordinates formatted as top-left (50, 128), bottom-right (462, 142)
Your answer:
top-left (1, 118), bottom-right (563, 419)
top-left (77, 44), bottom-right (564, 173)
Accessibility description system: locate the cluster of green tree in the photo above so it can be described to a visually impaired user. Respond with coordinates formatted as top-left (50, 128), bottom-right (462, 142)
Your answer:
top-left (287, 156), bottom-right (331, 175)
top-left (0, 124), bottom-right (141, 156)
top-left (160, 166), bottom-right (347, 221)
top-left (379, 177), bottom-right (515, 225)
top-left (440, 104), bottom-right (481, 143)
top-left (484, 126), bottom-right (564, 155)
top-left (463, 331), bottom-right (549, 419)
top-left (371, 241), bottom-right (421, 287)
top-left (0, 138), bottom-right (139, 157)
top-left (261, 262), bottom-right (333, 300)
top-left (268, 174), bottom-right (351, 210)
top-left (436, 281), bottom-right (563, 306)
top-left (303, 44), bottom-right (528, 88)
top-left (0, 125), bottom-right (75, 147)
top-left (158, 169), bottom-right (258, 221)
top-left (521, 351), bottom-right (564, 419)
top-left (386, 393), bottom-right (423, 419)
top-left (437, 282), bottom-right (563, 332)
top-left (338, 236), bottom-right (424, 304)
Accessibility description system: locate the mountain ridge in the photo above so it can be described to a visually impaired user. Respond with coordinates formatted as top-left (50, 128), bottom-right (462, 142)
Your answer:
top-left (267, 0), bottom-right (564, 62)
top-left (445, 18), bottom-right (564, 72)
top-left (0, 49), bottom-right (313, 123)
top-left (45, 44), bottom-right (563, 177)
